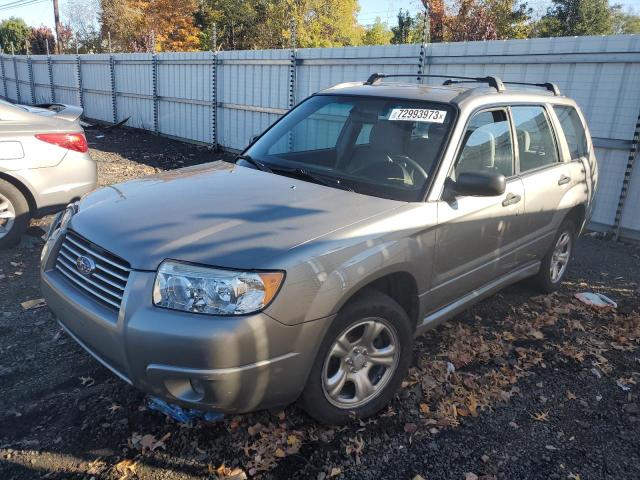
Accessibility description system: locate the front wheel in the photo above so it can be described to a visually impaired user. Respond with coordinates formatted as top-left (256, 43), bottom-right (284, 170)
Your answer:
top-left (300, 290), bottom-right (413, 425)
top-left (532, 218), bottom-right (575, 293)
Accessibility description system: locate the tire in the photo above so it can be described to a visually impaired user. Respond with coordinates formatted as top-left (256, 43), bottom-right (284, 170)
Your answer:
top-left (532, 218), bottom-right (576, 293)
top-left (0, 179), bottom-right (29, 249)
top-left (300, 290), bottom-right (413, 425)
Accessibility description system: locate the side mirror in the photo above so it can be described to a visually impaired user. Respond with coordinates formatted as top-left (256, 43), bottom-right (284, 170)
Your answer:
top-left (453, 171), bottom-right (506, 197)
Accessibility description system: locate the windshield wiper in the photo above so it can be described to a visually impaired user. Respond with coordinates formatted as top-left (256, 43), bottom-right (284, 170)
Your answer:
top-left (271, 166), bottom-right (355, 192)
top-left (235, 154), bottom-right (272, 173)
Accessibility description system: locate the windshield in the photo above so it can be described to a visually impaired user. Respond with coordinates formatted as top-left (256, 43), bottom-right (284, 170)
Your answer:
top-left (244, 94), bottom-right (455, 201)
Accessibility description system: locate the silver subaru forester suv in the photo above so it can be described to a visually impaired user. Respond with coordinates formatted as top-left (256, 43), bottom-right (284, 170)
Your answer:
top-left (41, 74), bottom-right (597, 424)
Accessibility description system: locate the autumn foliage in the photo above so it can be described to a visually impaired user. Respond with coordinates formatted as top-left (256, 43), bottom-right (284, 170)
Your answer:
top-left (101, 0), bottom-right (200, 52)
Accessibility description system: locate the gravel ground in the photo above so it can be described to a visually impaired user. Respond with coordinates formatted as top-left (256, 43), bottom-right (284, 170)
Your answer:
top-left (1, 129), bottom-right (639, 480)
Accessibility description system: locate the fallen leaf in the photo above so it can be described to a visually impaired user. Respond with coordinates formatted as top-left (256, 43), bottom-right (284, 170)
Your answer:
top-left (419, 403), bottom-right (430, 414)
top-left (465, 473), bottom-right (479, 480)
top-left (216, 464), bottom-right (248, 479)
top-left (532, 410), bottom-right (550, 422)
top-left (404, 422), bottom-right (418, 434)
top-left (329, 467), bottom-right (342, 477)
top-left (21, 298), bottom-right (46, 310)
top-left (566, 390), bottom-right (577, 400)
top-left (274, 447), bottom-right (286, 458)
top-left (114, 458), bottom-right (136, 477)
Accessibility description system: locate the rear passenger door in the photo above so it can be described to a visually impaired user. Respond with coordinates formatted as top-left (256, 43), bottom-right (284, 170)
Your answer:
top-left (552, 105), bottom-right (597, 208)
top-left (513, 105), bottom-right (573, 262)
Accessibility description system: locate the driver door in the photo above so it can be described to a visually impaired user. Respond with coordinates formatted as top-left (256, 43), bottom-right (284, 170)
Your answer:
top-left (429, 108), bottom-right (526, 311)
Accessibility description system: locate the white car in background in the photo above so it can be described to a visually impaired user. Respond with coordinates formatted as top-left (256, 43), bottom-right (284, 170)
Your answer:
top-left (0, 99), bottom-right (97, 248)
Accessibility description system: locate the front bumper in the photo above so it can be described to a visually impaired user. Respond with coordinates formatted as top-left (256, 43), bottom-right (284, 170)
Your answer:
top-left (41, 232), bottom-right (333, 413)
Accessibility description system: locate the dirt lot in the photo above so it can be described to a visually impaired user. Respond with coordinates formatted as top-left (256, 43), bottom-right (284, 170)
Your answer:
top-left (1, 129), bottom-right (639, 480)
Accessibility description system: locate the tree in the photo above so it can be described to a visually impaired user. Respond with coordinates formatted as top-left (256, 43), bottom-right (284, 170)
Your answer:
top-left (445, 0), bottom-right (498, 41)
top-left (30, 26), bottom-right (56, 54)
top-left (101, 0), bottom-right (200, 52)
top-left (63, 0), bottom-right (103, 53)
top-left (391, 9), bottom-right (420, 44)
top-left (361, 17), bottom-right (392, 45)
top-left (0, 17), bottom-right (31, 54)
top-left (424, 0), bottom-right (446, 42)
top-left (486, 0), bottom-right (532, 39)
top-left (611, 6), bottom-right (640, 34)
top-left (196, 0), bottom-right (363, 50)
top-left (536, 0), bottom-right (614, 37)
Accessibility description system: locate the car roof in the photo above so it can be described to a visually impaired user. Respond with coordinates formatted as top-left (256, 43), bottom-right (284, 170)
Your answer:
top-left (318, 81), bottom-right (565, 108)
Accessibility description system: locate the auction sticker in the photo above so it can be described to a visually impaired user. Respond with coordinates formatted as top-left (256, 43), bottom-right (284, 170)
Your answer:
top-left (388, 108), bottom-right (447, 123)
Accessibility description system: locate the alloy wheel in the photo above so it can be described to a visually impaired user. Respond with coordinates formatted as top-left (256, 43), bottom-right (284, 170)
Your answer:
top-left (550, 231), bottom-right (572, 283)
top-left (321, 317), bottom-right (399, 408)
top-left (0, 193), bottom-right (16, 240)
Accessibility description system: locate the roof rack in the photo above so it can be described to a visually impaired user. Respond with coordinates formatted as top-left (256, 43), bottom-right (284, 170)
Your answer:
top-left (364, 73), bottom-right (561, 96)
top-left (502, 81), bottom-right (561, 96)
top-left (365, 73), bottom-right (505, 92)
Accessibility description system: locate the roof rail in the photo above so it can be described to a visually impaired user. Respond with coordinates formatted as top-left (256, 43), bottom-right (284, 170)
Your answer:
top-left (364, 73), bottom-right (506, 93)
top-left (365, 73), bottom-right (561, 96)
top-left (502, 81), bottom-right (561, 96)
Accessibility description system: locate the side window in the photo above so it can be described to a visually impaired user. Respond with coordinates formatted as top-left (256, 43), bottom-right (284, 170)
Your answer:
top-left (512, 106), bottom-right (559, 173)
top-left (553, 105), bottom-right (589, 159)
top-left (454, 109), bottom-right (514, 179)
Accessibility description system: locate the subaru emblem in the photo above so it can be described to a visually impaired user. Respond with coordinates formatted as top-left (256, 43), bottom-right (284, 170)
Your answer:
top-left (76, 255), bottom-right (96, 276)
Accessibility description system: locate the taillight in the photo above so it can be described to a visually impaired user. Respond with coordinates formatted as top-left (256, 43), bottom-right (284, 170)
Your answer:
top-left (35, 133), bottom-right (88, 153)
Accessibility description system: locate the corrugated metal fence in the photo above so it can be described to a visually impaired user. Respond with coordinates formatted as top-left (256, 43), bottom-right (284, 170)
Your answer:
top-left (1, 35), bottom-right (639, 238)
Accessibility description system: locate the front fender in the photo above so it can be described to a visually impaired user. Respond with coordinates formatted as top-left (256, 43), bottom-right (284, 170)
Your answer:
top-left (264, 203), bottom-right (437, 325)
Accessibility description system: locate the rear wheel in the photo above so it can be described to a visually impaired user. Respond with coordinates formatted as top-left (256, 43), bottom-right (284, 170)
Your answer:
top-left (300, 290), bottom-right (413, 424)
top-left (0, 180), bottom-right (29, 249)
top-left (532, 218), bottom-right (575, 293)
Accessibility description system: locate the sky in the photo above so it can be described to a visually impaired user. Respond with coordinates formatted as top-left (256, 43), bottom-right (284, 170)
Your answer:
top-left (0, 0), bottom-right (639, 30)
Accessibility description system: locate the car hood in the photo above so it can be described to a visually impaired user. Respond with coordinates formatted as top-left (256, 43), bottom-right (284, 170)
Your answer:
top-left (70, 162), bottom-right (404, 270)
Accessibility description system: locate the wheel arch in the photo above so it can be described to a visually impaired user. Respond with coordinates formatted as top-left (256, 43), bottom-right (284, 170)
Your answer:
top-left (565, 203), bottom-right (587, 234)
top-left (0, 172), bottom-right (37, 214)
top-left (334, 270), bottom-right (420, 332)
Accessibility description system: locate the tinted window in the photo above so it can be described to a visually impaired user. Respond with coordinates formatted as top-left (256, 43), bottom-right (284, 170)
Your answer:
top-left (512, 106), bottom-right (559, 172)
top-left (455, 110), bottom-right (514, 179)
top-left (554, 105), bottom-right (588, 159)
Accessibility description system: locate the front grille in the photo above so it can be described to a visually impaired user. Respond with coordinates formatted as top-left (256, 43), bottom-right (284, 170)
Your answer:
top-left (55, 230), bottom-right (131, 310)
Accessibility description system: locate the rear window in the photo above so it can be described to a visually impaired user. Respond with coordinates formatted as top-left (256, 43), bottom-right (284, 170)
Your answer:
top-left (554, 105), bottom-right (589, 159)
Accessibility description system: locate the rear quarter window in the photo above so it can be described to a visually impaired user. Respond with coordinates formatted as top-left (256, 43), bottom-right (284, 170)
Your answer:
top-left (553, 105), bottom-right (589, 159)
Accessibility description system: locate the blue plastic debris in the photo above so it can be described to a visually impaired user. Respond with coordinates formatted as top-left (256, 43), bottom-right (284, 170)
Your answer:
top-left (147, 396), bottom-right (224, 424)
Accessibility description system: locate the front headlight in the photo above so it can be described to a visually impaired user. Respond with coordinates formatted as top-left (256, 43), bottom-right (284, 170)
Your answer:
top-left (153, 261), bottom-right (284, 315)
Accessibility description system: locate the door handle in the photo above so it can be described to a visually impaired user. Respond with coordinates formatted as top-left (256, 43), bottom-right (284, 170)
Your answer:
top-left (558, 175), bottom-right (571, 186)
top-left (502, 193), bottom-right (521, 207)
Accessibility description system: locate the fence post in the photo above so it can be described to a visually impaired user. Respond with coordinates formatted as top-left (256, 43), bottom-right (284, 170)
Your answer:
top-left (76, 54), bottom-right (83, 108)
top-left (287, 19), bottom-right (297, 152)
top-left (613, 110), bottom-right (640, 240)
top-left (152, 53), bottom-right (159, 134)
top-left (417, 9), bottom-right (429, 81)
top-left (288, 19), bottom-right (297, 111)
top-left (211, 24), bottom-right (218, 149)
top-left (27, 55), bottom-right (35, 104)
top-left (0, 52), bottom-right (7, 99)
top-left (12, 57), bottom-right (21, 104)
top-left (48, 59), bottom-right (56, 104)
top-left (109, 54), bottom-right (117, 123)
